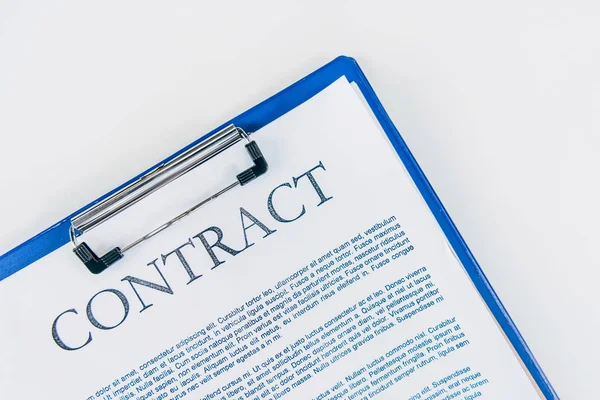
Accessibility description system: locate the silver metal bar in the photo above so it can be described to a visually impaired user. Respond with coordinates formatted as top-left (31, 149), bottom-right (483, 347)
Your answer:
top-left (72, 125), bottom-right (248, 234)
top-left (121, 181), bottom-right (240, 253)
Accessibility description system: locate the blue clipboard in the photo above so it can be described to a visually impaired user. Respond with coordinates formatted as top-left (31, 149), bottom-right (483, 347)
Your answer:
top-left (0, 56), bottom-right (557, 399)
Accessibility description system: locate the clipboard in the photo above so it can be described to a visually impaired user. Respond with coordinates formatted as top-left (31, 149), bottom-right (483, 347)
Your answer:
top-left (0, 56), bottom-right (557, 399)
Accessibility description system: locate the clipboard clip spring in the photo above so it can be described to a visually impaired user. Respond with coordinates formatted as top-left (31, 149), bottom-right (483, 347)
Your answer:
top-left (70, 125), bottom-right (267, 274)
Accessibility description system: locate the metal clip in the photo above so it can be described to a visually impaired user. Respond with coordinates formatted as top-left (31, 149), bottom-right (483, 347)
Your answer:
top-left (70, 125), bottom-right (267, 274)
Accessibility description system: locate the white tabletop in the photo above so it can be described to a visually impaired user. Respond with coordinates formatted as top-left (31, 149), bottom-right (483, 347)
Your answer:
top-left (1, 2), bottom-right (597, 398)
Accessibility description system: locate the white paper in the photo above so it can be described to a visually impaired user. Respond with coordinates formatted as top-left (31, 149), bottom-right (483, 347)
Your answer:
top-left (0, 78), bottom-right (540, 400)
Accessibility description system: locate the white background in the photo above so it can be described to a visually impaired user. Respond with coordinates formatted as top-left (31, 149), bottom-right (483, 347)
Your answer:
top-left (0, 1), bottom-right (597, 398)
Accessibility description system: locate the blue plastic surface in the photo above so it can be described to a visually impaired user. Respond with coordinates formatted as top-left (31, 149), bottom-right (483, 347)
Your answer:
top-left (0, 56), bottom-right (557, 399)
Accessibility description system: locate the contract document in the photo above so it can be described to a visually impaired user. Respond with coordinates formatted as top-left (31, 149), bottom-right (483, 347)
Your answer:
top-left (0, 77), bottom-right (542, 400)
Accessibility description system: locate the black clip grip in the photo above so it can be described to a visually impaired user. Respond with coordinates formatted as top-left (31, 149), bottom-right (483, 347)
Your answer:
top-left (236, 141), bottom-right (268, 185)
top-left (73, 242), bottom-right (123, 274)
